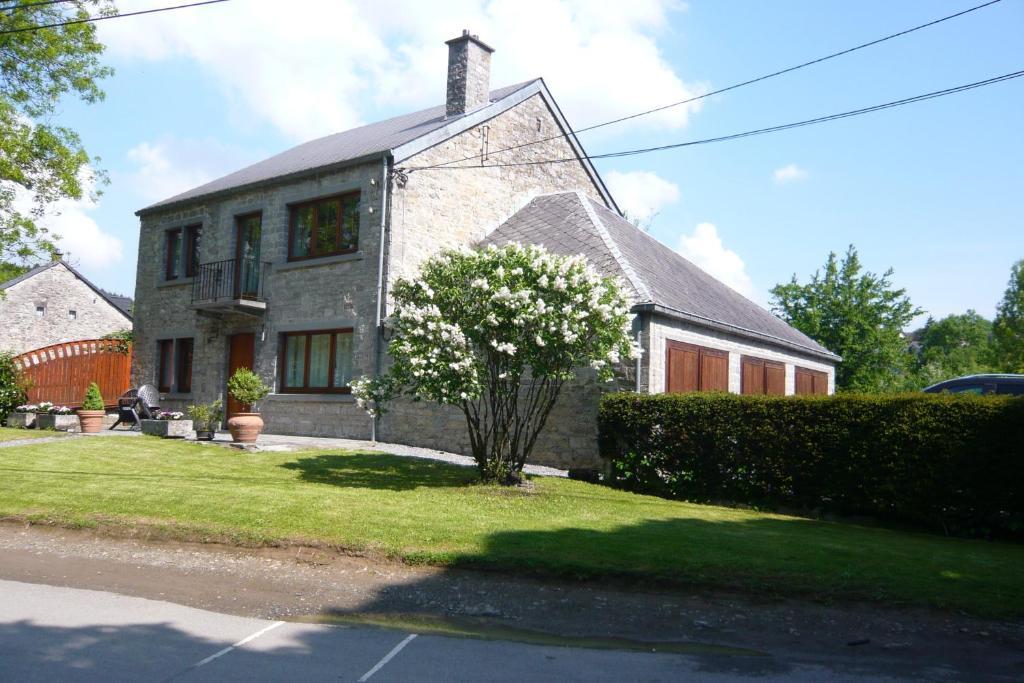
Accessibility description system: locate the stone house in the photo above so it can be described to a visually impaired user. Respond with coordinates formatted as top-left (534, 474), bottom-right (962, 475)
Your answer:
top-left (0, 260), bottom-right (133, 356)
top-left (131, 31), bottom-right (838, 469)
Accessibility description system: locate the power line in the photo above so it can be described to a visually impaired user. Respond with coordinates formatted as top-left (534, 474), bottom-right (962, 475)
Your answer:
top-left (0, 1), bottom-right (77, 13)
top-left (423, 0), bottom-right (1005, 170)
top-left (401, 68), bottom-right (1024, 172)
top-left (0, 0), bottom-right (228, 34)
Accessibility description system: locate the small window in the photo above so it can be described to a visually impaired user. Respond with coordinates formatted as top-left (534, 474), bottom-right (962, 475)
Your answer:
top-left (288, 193), bottom-right (360, 261)
top-left (279, 329), bottom-right (354, 393)
top-left (184, 224), bottom-right (202, 278)
top-left (165, 228), bottom-right (183, 280)
top-left (68, 309), bottom-right (77, 321)
top-left (35, 304), bottom-right (45, 317)
top-left (157, 337), bottom-right (194, 393)
top-left (157, 339), bottom-right (174, 392)
top-left (175, 338), bottom-right (194, 394)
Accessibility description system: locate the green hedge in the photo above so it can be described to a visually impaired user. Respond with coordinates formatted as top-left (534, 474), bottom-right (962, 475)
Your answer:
top-left (599, 392), bottom-right (1024, 539)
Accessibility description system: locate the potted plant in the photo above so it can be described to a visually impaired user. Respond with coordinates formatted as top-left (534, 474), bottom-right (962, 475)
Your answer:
top-left (36, 403), bottom-right (78, 431)
top-left (141, 411), bottom-right (193, 438)
top-left (8, 404), bottom-right (38, 429)
top-left (187, 399), bottom-right (223, 441)
top-left (77, 383), bottom-right (106, 434)
top-left (226, 369), bottom-right (270, 443)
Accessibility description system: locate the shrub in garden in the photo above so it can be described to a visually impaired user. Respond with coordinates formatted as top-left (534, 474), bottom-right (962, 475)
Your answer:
top-left (227, 369), bottom-right (269, 411)
top-left (0, 352), bottom-right (28, 420)
top-left (81, 383), bottom-right (104, 410)
top-left (599, 392), bottom-right (1024, 539)
top-left (353, 243), bottom-right (636, 484)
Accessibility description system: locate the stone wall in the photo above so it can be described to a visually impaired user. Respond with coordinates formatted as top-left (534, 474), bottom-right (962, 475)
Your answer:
top-left (0, 263), bottom-right (131, 355)
top-left (388, 92), bottom-right (608, 288)
top-left (643, 313), bottom-right (836, 395)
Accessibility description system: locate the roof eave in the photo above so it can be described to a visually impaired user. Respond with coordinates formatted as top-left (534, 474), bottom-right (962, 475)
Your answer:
top-left (633, 302), bottom-right (841, 363)
top-left (135, 151), bottom-right (390, 217)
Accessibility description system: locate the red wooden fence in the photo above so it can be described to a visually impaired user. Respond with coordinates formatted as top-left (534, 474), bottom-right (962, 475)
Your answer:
top-left (13, 340), bottom-right (132, 408)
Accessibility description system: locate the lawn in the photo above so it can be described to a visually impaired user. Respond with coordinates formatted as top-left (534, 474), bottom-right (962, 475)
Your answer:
top-left (0, 436), bottom-right (1021, 617)
top-left (0, 427), bottom-right (58, 442)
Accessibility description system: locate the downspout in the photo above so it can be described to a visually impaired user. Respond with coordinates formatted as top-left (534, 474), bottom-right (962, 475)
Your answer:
top-left (634, 311), bottom-right (644, 393)
top-left (371, 154), bottom-right (392, 443)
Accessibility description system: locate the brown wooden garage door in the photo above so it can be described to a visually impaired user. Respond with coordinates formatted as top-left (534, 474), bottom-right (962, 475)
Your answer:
top-left (666, 340), bottom-right (728, 393)
top-left (740, 356), bottom-right (785, 395)
top-left (794, 366), bottom-right (829, 395)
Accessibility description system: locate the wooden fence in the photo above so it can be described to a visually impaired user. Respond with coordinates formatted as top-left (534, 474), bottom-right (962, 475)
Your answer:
top-left (13, 339), bottom-right (132, 408)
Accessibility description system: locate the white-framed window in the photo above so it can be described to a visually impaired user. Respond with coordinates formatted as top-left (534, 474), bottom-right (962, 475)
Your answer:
top-left (35, 304), bottom-right (45, 317)
top-left (68, 309), bottom-right (77, 321)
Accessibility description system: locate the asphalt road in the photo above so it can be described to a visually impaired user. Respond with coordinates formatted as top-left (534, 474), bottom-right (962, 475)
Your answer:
top-left (0, 579), bottom-right (970, 682)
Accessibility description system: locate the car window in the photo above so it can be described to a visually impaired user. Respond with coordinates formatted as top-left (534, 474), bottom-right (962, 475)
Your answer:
top-left (948, 384), bottom-right (985, 394)
top-left (996, 383), bottom-right (1024, 396)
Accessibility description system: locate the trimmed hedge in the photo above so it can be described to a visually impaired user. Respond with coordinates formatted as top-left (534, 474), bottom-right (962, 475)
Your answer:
top-left (599, 392), bottom-right (1024, 539)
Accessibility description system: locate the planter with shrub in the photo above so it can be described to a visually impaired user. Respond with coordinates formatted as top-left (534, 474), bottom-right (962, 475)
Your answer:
top-left (226, 369), bottom-right (270, 443)
top-left (187, 399), bottom-right (223, 440)
top-left (77, 383), bottom-right (106, 434)
top-left (36, 404), bottom-right (78, 431)
top-left (141, 411), bottom-right (193, 438)
top-left (7, 404), bottom-right (38, 429)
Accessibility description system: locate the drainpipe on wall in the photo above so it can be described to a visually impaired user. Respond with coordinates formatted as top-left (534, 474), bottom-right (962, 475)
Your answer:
top-left (635, 329), bottom-right (643, 393)
top-left (371, 154), bottom-right (392, 443)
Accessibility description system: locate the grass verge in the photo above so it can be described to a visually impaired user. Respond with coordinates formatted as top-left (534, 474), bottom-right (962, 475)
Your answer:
top-left (0, 436), bottom-right (1021, 617)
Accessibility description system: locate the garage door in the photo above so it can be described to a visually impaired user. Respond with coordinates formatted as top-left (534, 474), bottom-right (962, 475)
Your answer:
top-left (666, 340), bottom-right (728, 393)
top-left (741, 356), bottom-right (785, 395)
top-left (794, 366), bottom-right (828, 395)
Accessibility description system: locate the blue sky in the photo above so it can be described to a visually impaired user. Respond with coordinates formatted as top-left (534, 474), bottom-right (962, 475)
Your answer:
top-left (50, 0), bottom-right (1023, 325)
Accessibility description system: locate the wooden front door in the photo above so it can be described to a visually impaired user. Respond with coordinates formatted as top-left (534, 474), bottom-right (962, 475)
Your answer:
top-left (227, 333), bottom-right (256, 417)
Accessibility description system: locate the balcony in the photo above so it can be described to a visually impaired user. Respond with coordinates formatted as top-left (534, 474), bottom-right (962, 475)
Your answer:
top-left (191, 258), bottom-right (271, 315)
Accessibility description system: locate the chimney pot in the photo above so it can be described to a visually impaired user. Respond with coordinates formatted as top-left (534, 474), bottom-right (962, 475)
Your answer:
top-left (445, 31), bottom-right (494, 118)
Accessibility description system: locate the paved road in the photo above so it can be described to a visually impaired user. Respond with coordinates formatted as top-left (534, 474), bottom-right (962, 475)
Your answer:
top-left (0, 580), bottom-right (967, 682)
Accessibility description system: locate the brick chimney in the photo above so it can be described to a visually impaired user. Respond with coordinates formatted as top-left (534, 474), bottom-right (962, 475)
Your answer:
top-left (445, 30), bottom-right (494, 117)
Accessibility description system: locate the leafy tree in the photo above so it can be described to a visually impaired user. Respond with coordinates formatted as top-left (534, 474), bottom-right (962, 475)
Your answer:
top-left (992, 259), bottom-right (1024, 372)
top-left (771, 245), bottom-right (921, 392)
top-left (0, 351), bottom-right (29, 420)
top-left (910, 311), bottom-right (994, 387)
top-left (0, 261), bottom-right (29, 284)
top-left (1, 1), bottom-right (115, 268)
top-left (353, 243), bottom-right (636, 484)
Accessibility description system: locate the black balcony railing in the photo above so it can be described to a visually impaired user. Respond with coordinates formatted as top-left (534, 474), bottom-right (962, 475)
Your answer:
top-left (191, 258), bottom-right (271, 306)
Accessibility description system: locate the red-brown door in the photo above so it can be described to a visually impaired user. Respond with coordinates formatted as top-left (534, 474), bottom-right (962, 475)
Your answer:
top-left (227, 333), bottom-right (255, 417)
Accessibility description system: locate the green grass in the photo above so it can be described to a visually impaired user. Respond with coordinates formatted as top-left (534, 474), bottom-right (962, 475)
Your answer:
top-left (0, 427), bottom-right (57, 442)
top-left (0, 436), bottom-right (1021, 617)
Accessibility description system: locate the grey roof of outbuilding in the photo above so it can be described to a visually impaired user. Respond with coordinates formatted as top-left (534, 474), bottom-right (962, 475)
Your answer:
top-left (481, 192), bottom-right (837, 361)
top-left (141, 80), bottom-right (537, 212)
top-left (0, 260), bottom-right (133, 322)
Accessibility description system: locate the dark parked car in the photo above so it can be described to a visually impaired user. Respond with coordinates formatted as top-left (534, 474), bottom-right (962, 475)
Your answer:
top-left (922, 374), bottom-right (1024, 396)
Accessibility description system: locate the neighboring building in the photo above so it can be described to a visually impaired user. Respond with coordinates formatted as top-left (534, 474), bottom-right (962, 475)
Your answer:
top-left (0, 260), bottom-right (133, 356)
top-left (131, 31), bottom-right (838, 469)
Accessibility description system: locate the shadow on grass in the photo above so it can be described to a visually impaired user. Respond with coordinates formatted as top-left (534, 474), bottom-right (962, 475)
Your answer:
top-left (280, 453), bottom-right (478, 490)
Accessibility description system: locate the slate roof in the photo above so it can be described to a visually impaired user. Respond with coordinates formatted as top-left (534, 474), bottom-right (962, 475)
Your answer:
top-left (482, 192), bottom-right (837, 361)
top-left (0, 260), bottom-right (133, 322)
top-left (141, 81), bottom-right (538, 213)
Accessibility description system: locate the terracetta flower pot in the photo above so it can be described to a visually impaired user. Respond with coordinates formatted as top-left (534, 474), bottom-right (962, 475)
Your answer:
top-left (227, 412), bottom-right (263, 443)
top-left (77, 410), bottom-right (106, 434)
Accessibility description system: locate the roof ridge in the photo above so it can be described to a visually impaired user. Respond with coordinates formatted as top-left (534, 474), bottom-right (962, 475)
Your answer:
top-left (576, 192), bottom-right (651, 302)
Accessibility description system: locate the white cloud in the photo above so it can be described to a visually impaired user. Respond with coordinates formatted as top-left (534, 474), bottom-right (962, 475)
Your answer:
top-left (100, 0), bottom-right (704, 141)
top-left (605, 170), bottom-right (680, 221)
top-left (676, 222), bottom-right (757, 300)
top-left (772, 164), bottom-right (808, 184)
top-left (122, 138), bottom-right (259, 203)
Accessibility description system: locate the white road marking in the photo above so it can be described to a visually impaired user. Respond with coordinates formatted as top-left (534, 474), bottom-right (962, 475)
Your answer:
top-left (191, 620), bottom-right (286, 668)
top-left (358, 633), bottom-right (418, 681)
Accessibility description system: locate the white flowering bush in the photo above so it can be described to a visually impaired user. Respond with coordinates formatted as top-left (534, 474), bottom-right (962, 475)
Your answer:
top-left (48, 405), bottom-right (73, 415)
top-left (352, 243), bottom-right (636, 484)
top-left (35, 402), bottom-right (53, 414)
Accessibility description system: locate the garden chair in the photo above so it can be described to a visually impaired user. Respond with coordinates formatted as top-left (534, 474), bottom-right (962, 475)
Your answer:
top-left (108, 385), bottom-right (161, 430)
top-left (109, 389), bottom-right (141, 430)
